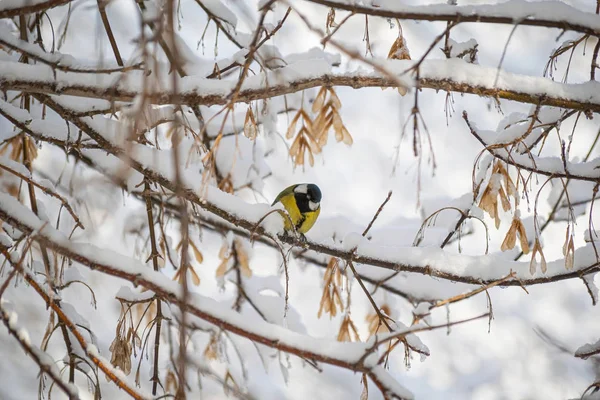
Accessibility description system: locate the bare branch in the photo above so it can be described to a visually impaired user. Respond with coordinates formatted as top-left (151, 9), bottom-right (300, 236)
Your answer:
top-left (0, 0), bottom-right (72, 18)
top-left (0, 300), bottom-right (81, 400)
top-left (303, 0), bottom-right (600, 36)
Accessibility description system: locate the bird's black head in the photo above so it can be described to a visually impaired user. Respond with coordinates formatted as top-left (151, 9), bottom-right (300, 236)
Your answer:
top-left (294, 184), bottom-right (322, 212)
top-left (306, 184), bottom-right (322, 203)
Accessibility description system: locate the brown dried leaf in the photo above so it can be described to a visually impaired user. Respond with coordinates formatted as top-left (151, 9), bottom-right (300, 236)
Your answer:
top-left (224, 370), bottom-right (239, 396)
top-left (203, 334), bottom-right (219, 361)
top-left (366, 304), bottom-right (391, 338)
top-left (218, 175), bottom-right (234, 194)
top-left (312, 86), bottom-right (328, 113)
top-left (540, 247), bottom-right (547, 273)
top-left (286, 111), bottom-right (302, 139)
top-left (337, 314), bottom-right (360, 342)
top-left (165, 369), bottom-right (178, 393)
top-left (516, 218), bottom-right (530, 254)
top-left (315, 114), bottom-right (332, 146)
top-left (332, 111), bottom-right (344, 135)
top-left (501, 219), bottom-right (518, 252)
top-left (341, 126), bottom-right (353, 145)
top-left (498, 186), bottom-right (511, 212)
top-left (387, 34), bottom-right (411, 60)
top-left (495, 162), bottom-right (516, 197)
top-left (307, 148), bottom-right (315, 167)
top-left (328, 88), bottom-right (342, 110)
top-left (0, 143), bottom-right (9, 157)
top-left (218, 241), bottom-right (229, 260)
top-left (109, 337), bottom-right (132, 375)
top-left (190, 266), bottom-right (201, 286)
top-left (296, 142), bottom-right (306, 166)
top-left (318, 258), bottom-right (344, 318)
top-left (234, 239), bottom-right (252, 278)
top-left (216, 259), bottom-right (229, 278)
top-left (302, 128), bottom-right (322, 154)
top-left (564, 230), bottom-right (575, 270)
top-left (478, 185), bottom-right (500, 229)
top-left (159, 238), bottom-right (166, 256)
top-left (530, 239), bottom-right (547, 275)
top-left (243, 106), bottom-right (258, 140)
top-left (190, 241), bottom-right (204, 263)
top-left (298, 109), bottom-right (314, 131)
top-left (289, 133), bottom-right (303, 158)
top-left (7, 183), bottom-right (18, 198)
top-left (326, 8), bottom-right (336, 34)
top-left (172, 268), bottom-right (182, 284)
top-left (565, 241), bottom-right (574, 270)
top-left (26, 137), bottom-right (37, 161)
top-left (10, 140), bottom-right (21, 161)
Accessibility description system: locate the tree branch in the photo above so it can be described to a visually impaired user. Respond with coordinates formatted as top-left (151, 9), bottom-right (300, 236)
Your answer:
top-left (0, 0), bottom-right (72, 18)
top-left (0, 300), bottom-right (81, 400)
top-left (0, 195), bottom-right (413, 400)
top-left (1, 60), bottom-right (600, 112)
top-left (303, 0), bottom-right (600, 36)
top-left (4, 98), bottom-right (598, 288)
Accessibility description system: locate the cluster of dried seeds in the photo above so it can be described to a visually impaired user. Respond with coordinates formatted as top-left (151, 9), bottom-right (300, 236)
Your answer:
top-left (337, 314), bottom-right (360, 342)
top-left (386, 29), bottom-right (411, 95)
top-left (366, 304), bottom-right (392, 338)
top-left (215, 237), bottom-right (252, 279)
top-left (286, 87), bottom-right (353, 167)
top-left (317, 258), bottom-right (344, 318)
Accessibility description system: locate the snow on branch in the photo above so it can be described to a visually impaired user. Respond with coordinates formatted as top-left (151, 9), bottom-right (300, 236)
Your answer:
top-left (0, 24), bottom-right (140, 74)
top-left (1, 58), bottom-right (600, 112)
top-left (305, 0), bottom-right (600, 36)
top-left (13, 108), bottom-right (443, 306)
top-left (0, 248), bottom-right (152, 400)
top-left (7, 97), bottom-right (597, 288)
top-left (0, 0), bottom-right (71, 18)
top-left (0, 192), bottom-right (415, 400)
top-left (0, 299), bottom-right (81, 399)
top-left (576, 338), bottom-right (600, 359)
top-left (463, 111), bottom-right (600, 182)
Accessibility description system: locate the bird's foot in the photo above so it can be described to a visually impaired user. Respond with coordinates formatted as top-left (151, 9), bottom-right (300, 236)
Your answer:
top-left (295, 232), bottom-right (308, 247)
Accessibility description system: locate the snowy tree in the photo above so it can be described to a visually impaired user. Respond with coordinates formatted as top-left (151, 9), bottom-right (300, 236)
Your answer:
top-left (1, 0), bottom-right (600, 399)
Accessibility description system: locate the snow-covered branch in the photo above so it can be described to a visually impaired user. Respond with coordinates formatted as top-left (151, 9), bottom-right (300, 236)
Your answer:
top-left (3, 97), bottom-right (596, 288)
top-left (304, 0), bottom-right (600, 36)
top-left (1, 59), bottom-right (600, 112)
top-left (0, 24), bottom-right (140, 74)
top-left (0, 0), bottom-right (71, 18)
top-left (0, 245), bottom-right (151, 400)
top-left (0, 193), bottom-right (415, 400)
top-left (0, 298), bottom-right (81, 399)
top-left (463, 111), bottom-right (600, 182)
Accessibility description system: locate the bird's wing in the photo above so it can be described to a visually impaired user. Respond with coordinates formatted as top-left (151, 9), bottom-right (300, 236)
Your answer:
top-left (271, 184), bottom-right (297, 206)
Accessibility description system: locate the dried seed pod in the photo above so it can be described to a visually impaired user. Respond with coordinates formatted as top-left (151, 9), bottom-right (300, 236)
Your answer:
top-left (317, 258), bottom-right (344, 318)
top-left (243, 106), bottom-right (258, 140)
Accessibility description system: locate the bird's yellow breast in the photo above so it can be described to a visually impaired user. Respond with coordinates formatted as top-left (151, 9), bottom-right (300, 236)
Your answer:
top-left (279, 194), bottom-right (320, 233)
top-left (297, 207), bottom-right (320, 233)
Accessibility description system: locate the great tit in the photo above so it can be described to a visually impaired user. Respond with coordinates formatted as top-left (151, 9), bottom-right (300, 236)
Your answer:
top-left (271, 183), bottom-right (322, 235)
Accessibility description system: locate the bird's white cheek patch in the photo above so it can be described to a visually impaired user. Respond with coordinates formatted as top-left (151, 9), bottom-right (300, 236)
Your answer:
top-left (309, 201), bottom-right (319, 211)
top-left (295, 184), bottom-right (308, 194)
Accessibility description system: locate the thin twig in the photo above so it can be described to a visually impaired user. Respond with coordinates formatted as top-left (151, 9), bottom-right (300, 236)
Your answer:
top-left (97, 0), bottom-right (124, 66)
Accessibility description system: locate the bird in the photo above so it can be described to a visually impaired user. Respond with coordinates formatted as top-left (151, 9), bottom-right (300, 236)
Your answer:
top-left (271, 183), bottom-right (322, 236)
